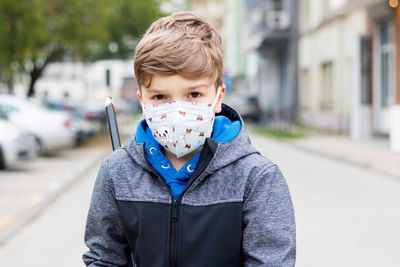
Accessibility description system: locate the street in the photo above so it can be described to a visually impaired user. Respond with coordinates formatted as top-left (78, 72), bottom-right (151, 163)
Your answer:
top-left (250, 133), bottom-right (400, 267)
top-left (0, 158), bottom-right (101, 267)
top-left (0, 132), bottom-right (399, 267)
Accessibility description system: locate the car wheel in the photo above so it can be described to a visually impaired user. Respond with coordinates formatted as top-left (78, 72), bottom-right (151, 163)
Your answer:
top-left (0, 146), bottom-right (5, 169)
top-left (75, 131), bottom-right (85, 146)
top-left (34, 137), bottom-right (43, 156)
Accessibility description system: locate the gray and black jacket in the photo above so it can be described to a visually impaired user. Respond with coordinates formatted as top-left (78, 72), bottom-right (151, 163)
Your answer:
top-left (83, 104), bottom-right (296, 267)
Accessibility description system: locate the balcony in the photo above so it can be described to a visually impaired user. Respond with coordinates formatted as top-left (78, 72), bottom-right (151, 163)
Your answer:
top-left (258, 9), bottom-right (291, 47)
top-left (244, 0), bottom-right (295, 50)
top-left (264, 10), bottom-right (291, 31)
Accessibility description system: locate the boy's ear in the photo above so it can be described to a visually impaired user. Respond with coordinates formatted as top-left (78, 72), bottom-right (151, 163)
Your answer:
top-left (214, 85), bottom-right (226, 114)
top-left (137, 90), bottom-right (145, 117)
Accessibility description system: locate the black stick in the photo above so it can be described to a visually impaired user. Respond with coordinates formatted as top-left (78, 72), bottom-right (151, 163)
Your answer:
top-left (105, 96), bottom-right (121, 150)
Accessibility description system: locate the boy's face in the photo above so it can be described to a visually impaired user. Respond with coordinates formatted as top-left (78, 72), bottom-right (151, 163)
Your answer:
top-left (137, 74), bottom-right (225, 115)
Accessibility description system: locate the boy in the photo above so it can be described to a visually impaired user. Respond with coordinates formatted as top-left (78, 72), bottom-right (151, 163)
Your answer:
top-left (83, 11), bottom-right (296, 267)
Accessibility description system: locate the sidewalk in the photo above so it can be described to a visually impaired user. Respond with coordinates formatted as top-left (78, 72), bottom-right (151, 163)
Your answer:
top-left (0, 141), bottom-right (111, 246)
top-left (284, 133), bottom-right (400, 179)
top-left (0, 120), bottom-right (137, 246)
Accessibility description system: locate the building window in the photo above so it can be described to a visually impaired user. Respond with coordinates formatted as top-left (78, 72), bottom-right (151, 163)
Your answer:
top-left (106, 69), bottom-right (111, 88)
top-left (360, 37), bottom-right (372, 105)
top-left (271, 0), bottom-right (282, 10)
top-left (266, 0), bottom-right (282, 10)
top-left (380, 23), bottom-right (392, 107)
top-left (320, 62), bottom-right (334, 111)
top-left (300, 68), bottom-right (311, 111)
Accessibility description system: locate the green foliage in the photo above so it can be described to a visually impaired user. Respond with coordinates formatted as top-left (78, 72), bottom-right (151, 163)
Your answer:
top-left (0, 0), bottom-right (110, 67)
top-left (251, 126), bottom-right (307, 139)
top-left (0, 0), bottom-right (165, 95)
top-left (92, 0), bottom-right (166, 60)
top-left (0, 0), bottom-right (44, 80)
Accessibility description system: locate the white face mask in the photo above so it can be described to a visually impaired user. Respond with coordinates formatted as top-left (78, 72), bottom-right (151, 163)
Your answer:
top-left (143, 88), bottom-right (221, 158)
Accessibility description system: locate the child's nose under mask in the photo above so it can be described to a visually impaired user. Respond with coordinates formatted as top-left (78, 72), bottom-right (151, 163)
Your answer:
top-left (143, 87), bottom-right (221, 158)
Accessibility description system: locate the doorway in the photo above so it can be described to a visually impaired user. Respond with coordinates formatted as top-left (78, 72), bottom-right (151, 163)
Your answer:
top-left (373, 21), bottom-right (396, 135)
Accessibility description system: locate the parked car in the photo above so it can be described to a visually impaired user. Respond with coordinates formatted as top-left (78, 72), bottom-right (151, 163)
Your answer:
top-left (223, 94), bottom-right (261, 122)
top-left (0, 118), bottom-right (36, 169)
top-left (113, 97), bottom-right (141, 114)
top-left (76, 101), bottom-right (107, 125)
top-left (67, 116), bottom-right (97, 145)
top-left (0, 95), bottom-right (76, 154)
top-left (44, 99), bottom-right (105, 129)
top-left (42, 100), bottom-right (99, 145)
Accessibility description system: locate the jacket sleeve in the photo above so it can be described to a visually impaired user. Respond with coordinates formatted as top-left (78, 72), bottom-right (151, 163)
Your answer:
top-left (242, 164), bottom-right (296, 267)
top-left (83, 158), bottom-right (131, 267)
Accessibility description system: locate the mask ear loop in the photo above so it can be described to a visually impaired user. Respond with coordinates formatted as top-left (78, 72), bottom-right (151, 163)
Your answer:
top-left (211, 87), bottom-right (222, 109)
top-left (141, 102), bottom-right (146, 116)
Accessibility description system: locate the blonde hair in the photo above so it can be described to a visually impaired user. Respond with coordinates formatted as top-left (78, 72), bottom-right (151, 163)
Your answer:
top-left (134, 11), bottom-right (223, 89)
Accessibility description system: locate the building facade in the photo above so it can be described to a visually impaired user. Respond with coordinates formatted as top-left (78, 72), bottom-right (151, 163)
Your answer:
top-left (243, 0), bottom-right (299, 124)
top-left (298, 0), bottom-right (368, 133)
top-left (298, 0), bottom-right (400, 151)
top-left (367, 0), bottom-right (400, 151)
top-left (34, 60), bottom-right (134, 103)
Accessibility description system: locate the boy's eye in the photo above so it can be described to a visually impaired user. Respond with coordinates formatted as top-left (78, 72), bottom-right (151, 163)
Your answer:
top-left (152, 95), bottom-right (165, 100)
top-left (189, 92), bottom-right (201, 98)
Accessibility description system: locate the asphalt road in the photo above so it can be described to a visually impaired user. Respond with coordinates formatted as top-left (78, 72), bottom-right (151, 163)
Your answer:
top-left (250, 133), bottom-right (400, 267)
top-left (0, 139), bottom-right (111, 245)
top-left (0, 156), bottom-right (101, 267)
top-left (0, 132), bottom-right (399, 266)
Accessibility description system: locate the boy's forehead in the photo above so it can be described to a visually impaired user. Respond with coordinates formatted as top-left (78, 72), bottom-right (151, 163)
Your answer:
top-left (143, 74), bottom-right (215, 91)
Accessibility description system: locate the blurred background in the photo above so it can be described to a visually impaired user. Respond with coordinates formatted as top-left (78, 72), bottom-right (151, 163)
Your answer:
top-left (0, 0), bottom-right (400, 266)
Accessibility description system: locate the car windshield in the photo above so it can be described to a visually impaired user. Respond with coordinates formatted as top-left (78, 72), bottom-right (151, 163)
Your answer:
top-left (0, 104), bottom-right (20, 116)
top-left (0, 109), bottom-right (7, 119)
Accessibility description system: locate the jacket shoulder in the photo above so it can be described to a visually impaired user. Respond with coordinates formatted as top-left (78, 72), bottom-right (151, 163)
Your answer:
top-left (103, 147), bottom-right (130, 163)
top-left (101, 147), bottom-right (137, 171)
top-left (233, 151), bottom-right (278, 178)
top-left (98, 148), bottom-right (142, 185)
top-left (231, 151), bottom-right (286, 198)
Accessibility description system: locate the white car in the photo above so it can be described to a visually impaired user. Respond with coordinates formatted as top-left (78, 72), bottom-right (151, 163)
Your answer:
top-left (0, 119), bottom-right (36, 169)
top-left (0, 95), bottom-right (76, 154)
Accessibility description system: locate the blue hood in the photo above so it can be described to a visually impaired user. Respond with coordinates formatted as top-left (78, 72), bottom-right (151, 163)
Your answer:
top-left (135, 115), bottom-right (241, 199)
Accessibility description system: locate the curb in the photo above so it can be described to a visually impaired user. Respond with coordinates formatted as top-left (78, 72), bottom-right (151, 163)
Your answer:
top-left (282, 139), bottom-right (400, 181)
top-left (0, 146), bottom-right (110, 246)
top-left (248, 130), bottom-right (400, 181)
top-left (285, 142), bottom-right (400, 181)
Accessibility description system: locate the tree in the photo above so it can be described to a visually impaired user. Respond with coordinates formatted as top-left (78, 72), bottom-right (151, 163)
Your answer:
top-left (0, 0), bottom-right (165, 96)
top-left (0, 0), bottom-right (43, 94)
top-left (90, 0), bottom-right (166, 60)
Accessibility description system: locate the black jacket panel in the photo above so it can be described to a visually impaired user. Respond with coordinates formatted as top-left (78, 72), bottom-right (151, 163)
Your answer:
top-left (179, 202), bottom-right (242, 267)
top-left (117, 200), bottom-right (243, 267)
top-left (117, 201), bottom-right (170, 267)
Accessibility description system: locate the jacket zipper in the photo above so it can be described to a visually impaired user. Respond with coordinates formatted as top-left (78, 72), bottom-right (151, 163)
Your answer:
top-left (141, 143), bottom-right (214, 267)
top-left (170, 199), bottom-right (179, 267)
top-left (169, 147), bottom-right (214, 266)
top-left (141, 147), bottom-right (177, 267)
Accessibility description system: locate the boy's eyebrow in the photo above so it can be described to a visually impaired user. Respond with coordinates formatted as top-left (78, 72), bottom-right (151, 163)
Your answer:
top-left (146, 84), bottom-right (210, 93)
top-left (144, 88), bottom-right (164, 94)
top-left (145, 88), bottom-right (165, 94)
top-left (186, 84), bottom-right (210, 90)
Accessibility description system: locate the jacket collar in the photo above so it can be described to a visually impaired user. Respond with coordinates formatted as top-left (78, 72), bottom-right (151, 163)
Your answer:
top-left (123, 103), bottom-right (258, 174)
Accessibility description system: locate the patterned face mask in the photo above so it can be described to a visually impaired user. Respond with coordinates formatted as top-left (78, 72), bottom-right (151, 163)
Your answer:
top-left (143, 87), bottom-right (221, 158)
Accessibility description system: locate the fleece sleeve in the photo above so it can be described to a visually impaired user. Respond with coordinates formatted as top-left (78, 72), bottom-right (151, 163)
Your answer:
top-left (242, 164), bottom-right (296, 267)
top-left (82, 158), bottom-right (131, 267)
